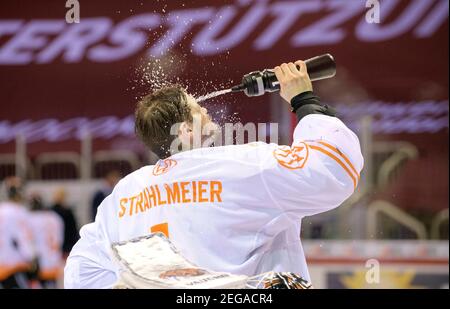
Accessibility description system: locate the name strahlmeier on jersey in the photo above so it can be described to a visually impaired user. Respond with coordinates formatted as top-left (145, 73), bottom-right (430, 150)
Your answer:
top-left (176, 293), bottom-right (273, 306)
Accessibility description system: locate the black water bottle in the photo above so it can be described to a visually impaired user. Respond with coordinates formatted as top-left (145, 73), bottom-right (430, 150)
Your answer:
top-left (231, 54), bottom-right (336, 97)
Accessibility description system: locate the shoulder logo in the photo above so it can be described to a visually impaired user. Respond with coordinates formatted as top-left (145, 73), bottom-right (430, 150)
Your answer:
top-left (273, 142), bottom-right (309, 170)
top-left (152, 159), bottom-right (177, 176)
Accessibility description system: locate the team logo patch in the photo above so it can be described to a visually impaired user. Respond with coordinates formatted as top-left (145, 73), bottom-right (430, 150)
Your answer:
top-left (273, 142), bottom-right (309, 169)
top-left (152, 158), bottom-right (177, 176)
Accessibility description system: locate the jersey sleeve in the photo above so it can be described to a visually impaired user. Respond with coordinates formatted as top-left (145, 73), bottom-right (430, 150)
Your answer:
top-left (64, 194), bottom-right (119, 289)
top-left (260, 114), bottom-right (364, 218)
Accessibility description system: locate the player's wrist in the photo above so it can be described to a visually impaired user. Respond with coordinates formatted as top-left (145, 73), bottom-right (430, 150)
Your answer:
top-left (290, 92), bottom-right (337, 122)
top-left (290, 91), bottom-right (320, 112)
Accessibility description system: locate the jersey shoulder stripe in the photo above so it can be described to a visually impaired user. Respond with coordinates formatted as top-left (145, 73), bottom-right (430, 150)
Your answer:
top-left (306, 140), bottom-right (360, 189)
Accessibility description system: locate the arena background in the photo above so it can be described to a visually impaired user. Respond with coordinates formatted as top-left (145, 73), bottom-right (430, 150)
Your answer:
top-left (0, 0), bottom-right (448, 288)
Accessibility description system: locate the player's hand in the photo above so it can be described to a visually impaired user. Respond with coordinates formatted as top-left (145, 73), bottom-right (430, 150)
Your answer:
top-left (274, 61), bottom-right (313, 103)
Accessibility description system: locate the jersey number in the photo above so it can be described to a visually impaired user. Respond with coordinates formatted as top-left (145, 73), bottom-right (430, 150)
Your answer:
top-left (150, 222), bottom-right (169, 238)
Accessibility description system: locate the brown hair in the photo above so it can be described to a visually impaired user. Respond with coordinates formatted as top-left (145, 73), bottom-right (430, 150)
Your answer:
top-left (135, 85), bottom-right (192, 159)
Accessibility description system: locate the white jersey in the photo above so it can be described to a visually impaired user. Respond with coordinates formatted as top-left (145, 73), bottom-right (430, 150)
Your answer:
top-left (0, 201), bottom-right (34, 280)
top-left (29, 210), bottom-right (64, 280)
top-left (64, 114), bottom-right (363, 288)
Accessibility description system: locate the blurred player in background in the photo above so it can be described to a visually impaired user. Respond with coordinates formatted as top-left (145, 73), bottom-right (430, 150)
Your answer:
top-left (29, 194), bottom-right (64, 289)
top-left (91, 170), bottom-right (121, 221)
top-left (64, 61), bottom-right (363, 288)
top-left (50, 188), bottom-right (79, 258)
top-left (0, 177), bottom-right (35, 289)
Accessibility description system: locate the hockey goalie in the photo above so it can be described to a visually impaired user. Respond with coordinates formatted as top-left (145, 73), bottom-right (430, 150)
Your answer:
top-left (64, 60), bottom-right (363, 289)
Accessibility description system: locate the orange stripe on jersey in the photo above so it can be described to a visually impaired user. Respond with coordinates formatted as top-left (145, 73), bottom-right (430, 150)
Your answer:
top-left (0, 263), bottom-right (31, 281)
top-left (309, 145), bottom-right (358, 189)
top-left (317, 141), bottom-right (360, 180)
top-left (39, 267), bottom-right (62, 281)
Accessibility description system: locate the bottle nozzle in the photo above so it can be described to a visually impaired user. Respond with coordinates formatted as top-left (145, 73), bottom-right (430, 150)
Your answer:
top-left (231, 84), bottom-right (246, 92)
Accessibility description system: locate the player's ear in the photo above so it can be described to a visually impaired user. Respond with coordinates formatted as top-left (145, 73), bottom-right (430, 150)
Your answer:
top-left (178, 121), bottom-right (193, 145)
